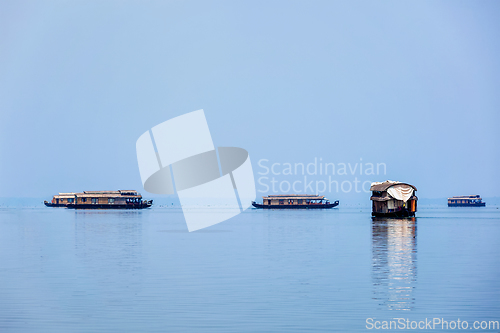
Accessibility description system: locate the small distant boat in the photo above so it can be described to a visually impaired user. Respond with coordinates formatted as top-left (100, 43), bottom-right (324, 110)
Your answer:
top-left (252, 194), bottom-right (339, 209)
top-left (44, 190), bottom-right (152, 209)
top-left (448, 195), bottom-right (485, 207)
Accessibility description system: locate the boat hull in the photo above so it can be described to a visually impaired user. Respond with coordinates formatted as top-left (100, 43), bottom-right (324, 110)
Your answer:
top-left (66, 203), bottom-right (152, 209)
top-left (448, 203), bottom-right (485, 207)
top-left (371, 211), bottom-right (415, 218)
top-left (252, 201), bottom-right (339, 209)
top-left (44, 201), bottom-right (67, 207)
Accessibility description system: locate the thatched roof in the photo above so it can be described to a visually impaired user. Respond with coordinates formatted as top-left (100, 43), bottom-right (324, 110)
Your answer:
top-left (370, 181), bottom-right (417, 192)
top-left (77, 193), bottom-right (141, 198)
top-left (263, 194), bottom-right (325, 200)
top-left (118, 190), bottom-right (139, 195)
top-left (54, 194), bottom-right (76, 199)
top-left (448, 195), bottom-right (481, 199)
top-left (53, 190), bottom-right (141, 199)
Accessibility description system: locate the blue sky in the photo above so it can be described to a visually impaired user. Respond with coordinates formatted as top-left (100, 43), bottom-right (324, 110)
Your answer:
top-left (1, 0), bottom-right (499, 202)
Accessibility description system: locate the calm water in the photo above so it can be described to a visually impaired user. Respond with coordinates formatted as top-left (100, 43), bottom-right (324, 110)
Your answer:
top-left (0, 205), bottom-right (499, 332)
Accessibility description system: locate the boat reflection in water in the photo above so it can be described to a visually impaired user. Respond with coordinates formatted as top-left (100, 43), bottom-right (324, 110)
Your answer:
top-left (372, 217), bottom-right (417, 311)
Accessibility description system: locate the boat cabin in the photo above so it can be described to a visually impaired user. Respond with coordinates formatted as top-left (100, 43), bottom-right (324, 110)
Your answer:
top-left (370, 181), bottom-right (417, 217)
top-left (262, 194), bottom-right (329, 206)
top-left (74, 190), bottom-right (143, 206)
top-left (52, 193), bottom-right (77, 206)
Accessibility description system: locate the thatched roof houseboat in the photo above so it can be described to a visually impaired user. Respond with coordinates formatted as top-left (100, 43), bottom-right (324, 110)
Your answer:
top-left (44, 190), bottom-right (152, 209)
top-left (252, 194), bottom-right (339, 209)
top-left (370, 181), bottom-right (417, 217)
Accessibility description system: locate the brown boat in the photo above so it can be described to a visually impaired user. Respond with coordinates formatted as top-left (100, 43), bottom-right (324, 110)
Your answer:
top-left (44, 190), bottom-right (152, 209)
top-left (252, 194), bottom-right (339, 209)
top-left (370, 181), bottom-right (417, 217)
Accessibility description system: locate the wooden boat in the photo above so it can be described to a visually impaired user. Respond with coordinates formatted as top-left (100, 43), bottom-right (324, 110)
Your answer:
top-left (252, 194), bottom-right (339, 209)
top-left (448, 195), bottom-right (485, 207)
top-left (370, 181), bottom-right (417, 217)
top-left (44, 190), bottom-right (152, 209)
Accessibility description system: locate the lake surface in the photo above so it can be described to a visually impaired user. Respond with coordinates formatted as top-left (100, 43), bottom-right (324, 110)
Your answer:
top-left (0, 205), bottom-right (499, 332)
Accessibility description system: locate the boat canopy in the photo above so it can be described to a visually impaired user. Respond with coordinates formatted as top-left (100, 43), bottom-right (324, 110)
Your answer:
top-left (448, 195), bottom-right (482, 200)
top-left (77, 193), bottom-right (141, 198)
top-left (53, 190), bottom-right (142, 199)
top-left (370, 181), bottom-right (417, 203)
top-left (262, 194), bottom-right (325, 200)
top-left (54, 194), bottom-right (76, 199)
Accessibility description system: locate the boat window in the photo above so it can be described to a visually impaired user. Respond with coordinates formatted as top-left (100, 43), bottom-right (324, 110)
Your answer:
top-left (108, 198), bottom-right (115, 204)
top-left (68, 198), bottom-right (74, 203)
top-left (279, 199), bottom-right (284, 205)
top-left (81, 198), bottom-right (87, 203)
top-left (298, 199), bottom-right (303, 204)
top-left (91, 198), bottom-right (98, 204)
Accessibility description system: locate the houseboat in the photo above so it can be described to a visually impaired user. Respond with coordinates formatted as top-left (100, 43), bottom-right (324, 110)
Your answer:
top-left (44, 190), bottom-right (152, 209)
top-left (448, 195), bottom-right (485, 207)
top-left (370, 181), bottom-right (417, 217)
top-left (252, 194), bottom-right (339, 209)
